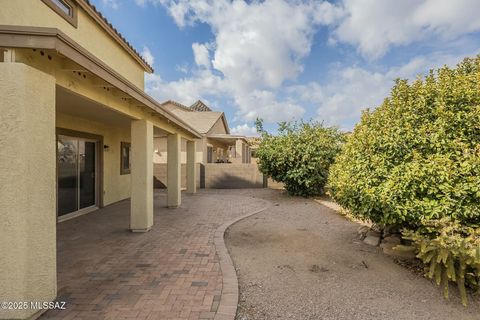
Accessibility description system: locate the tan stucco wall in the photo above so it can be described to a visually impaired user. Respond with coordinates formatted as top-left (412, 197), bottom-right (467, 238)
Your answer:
top-left (56, 113), bottom-right (131, 206)
top-left (153, 138), bottom-right (203, 164)
top-left (204, 163), bottom-right (265, 189)
top-left (153, 163), bottom-right (201, 189)
top-left (0, 63), bottom-right (56, 319)
top-left (153, 138), bottom-right (201, 189)
top-left (154, 136), bottom-right (245, 164)
top-left (0, 0), bottom-right (145, 88)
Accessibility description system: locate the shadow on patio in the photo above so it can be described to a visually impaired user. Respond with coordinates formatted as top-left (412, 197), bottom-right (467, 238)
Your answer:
top-left (41, 190), bottom-right (268, 320)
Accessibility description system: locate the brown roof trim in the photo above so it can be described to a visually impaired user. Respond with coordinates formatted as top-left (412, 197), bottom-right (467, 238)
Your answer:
top-left (75, 0), bottom-right (154, 73)
top-left (0, 25), bottom-right (201, 139)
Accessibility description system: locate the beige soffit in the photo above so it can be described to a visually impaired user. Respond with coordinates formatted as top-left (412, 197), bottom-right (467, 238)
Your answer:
top-left (76, 0), bottom-right (153, 73)
top-left (0, 25), bottom-right (201, 139)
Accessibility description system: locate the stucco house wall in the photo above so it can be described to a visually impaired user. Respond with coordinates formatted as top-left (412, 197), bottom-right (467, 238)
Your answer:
top-left (0, 1), bottom-right (146, 88)
top-left (0, 63), bottom-right (57, 320)
top-left (0, 2), bottom-right (201, 318)
top-left (56, 113), bottom-right (131, 206)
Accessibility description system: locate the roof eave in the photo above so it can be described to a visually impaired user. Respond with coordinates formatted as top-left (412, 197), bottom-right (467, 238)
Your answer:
top-left (0, 25), bottom-right (199, 138)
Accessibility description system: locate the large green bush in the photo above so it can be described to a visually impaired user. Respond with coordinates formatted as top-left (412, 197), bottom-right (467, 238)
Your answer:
top-left (327, 56), bottom-right (480, 229)
top-left (256, 120), bottom-right (344, 197)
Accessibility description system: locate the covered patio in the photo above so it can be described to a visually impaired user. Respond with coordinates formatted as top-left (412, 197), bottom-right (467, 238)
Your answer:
top-left (206, 134), bottom-right (251, 164)
top-left (41, 190), bottom-right (268, 320)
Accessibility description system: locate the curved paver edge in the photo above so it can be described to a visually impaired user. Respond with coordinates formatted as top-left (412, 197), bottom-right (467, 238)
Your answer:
top-left (213, 197), bottom-right (272, 320)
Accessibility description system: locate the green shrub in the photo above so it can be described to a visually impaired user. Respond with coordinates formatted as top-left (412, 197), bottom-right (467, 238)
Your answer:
top-left (398, 218), bottom-right (480, 306)
top-left (255, 120), bottom-right (344, 197)
top-left (327, 56), bottom-right (480, 229)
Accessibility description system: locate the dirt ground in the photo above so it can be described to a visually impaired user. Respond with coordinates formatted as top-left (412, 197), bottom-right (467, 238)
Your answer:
top-left (225, 189), bottom-right (480, 320)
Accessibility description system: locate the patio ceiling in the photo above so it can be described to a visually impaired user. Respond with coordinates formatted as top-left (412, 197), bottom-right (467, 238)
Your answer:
top-left (56, 86), bottom-right (132, 127)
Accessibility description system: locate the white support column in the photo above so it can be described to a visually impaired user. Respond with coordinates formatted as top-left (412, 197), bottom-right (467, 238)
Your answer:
top-left (130, 119), bottom-right (153, 232)
top-left (186, 140), bottom-right (197, 194)
top-left (0, 63), bottom-right (56, 320)
top-left (167, 133), bottom-right (181, 207)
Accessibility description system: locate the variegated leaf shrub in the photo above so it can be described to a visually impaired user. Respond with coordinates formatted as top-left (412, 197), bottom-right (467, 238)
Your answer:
top-left (398, 218), bottom-right (480, 306)
top-left (327, 56), bottom-right (480, 304)
top-left (327, 56), bottom-right (480, 229)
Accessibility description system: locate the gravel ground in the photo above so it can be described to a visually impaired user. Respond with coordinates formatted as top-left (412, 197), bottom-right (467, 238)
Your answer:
top-left (225, 189), bottom-right (480, 320)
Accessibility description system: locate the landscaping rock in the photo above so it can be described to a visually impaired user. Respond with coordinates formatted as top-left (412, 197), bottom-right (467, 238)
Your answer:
top-left (363, 230), bottom-right (381, 246)
top-left (357, 225), bottom-right (370, 240)
top-left (381, 234), bottom-right (401, 246)
top-left (381, 242), bottom-right (416, 260)
top-left (382, 224), bottom-right (401, 235)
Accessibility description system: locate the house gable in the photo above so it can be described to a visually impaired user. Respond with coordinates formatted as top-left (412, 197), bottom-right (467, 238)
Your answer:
top-left (207, 115), bottom-right (230, 135)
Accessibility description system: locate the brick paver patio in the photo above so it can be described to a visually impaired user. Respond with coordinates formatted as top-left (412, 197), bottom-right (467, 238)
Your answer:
top-left (41, 190), bottom-right (269, 320)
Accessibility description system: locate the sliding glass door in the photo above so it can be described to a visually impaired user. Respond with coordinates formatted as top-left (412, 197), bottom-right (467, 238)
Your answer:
top-left (57, 135), bottom-right (98, 218)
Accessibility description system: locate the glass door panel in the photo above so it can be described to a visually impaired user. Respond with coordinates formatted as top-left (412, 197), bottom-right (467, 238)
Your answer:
top-left (57, 135), bottom-right (98, 217)
top-left (79, 141), bottom-right (96, 209)
top-left (57, 138), bottom-right (78, 216)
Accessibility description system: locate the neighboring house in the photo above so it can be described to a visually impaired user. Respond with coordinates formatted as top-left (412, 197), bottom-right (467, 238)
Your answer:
top-left (153, 100), bottom-right (255, 188)
top-left (0, 1), bottom-right (201, 319)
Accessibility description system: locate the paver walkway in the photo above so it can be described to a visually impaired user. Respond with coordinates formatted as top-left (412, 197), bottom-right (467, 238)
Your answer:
top-left (42, 190), bottom-right (269, 320)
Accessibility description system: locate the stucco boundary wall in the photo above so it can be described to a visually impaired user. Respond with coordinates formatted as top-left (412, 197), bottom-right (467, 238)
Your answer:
top-left (204, 163), bottom-right (266, 189)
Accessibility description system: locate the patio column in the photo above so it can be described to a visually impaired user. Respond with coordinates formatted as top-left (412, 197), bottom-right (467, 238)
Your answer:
top-left (186, 140), bottom-right (197, 194)
top-left (130, 119), bottom-right (153, 232)
top-left (167, 133), bottom-right (181, 207)
top-left (0, 62), bottom-right (56, 320)
top-left (235, 139), bottom-right (243, 162)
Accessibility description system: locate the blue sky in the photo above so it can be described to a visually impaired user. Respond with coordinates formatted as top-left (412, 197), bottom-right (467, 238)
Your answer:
top-left (92, 0), bottom-right (480, 135)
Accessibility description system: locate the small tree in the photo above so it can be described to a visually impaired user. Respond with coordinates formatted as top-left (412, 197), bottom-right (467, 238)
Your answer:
top-left (255, 119), bottom-right (344, 197)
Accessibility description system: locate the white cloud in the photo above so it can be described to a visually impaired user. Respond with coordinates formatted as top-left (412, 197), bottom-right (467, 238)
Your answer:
top-left (139, 0), bottom-right (338, 124)
top-left (101, 0), bottom-right (119, 9)
top-left (230, 124), bottom-right (259, 137)
top-left (332, 0), bottom-right (480, 59)
top-left (188, 0), bottom-right (335, 92)
top-left (234, 89), bottom-right (305, 123)
top-left (175, 63), bottom-right (189, 74)
top-left (141, 46), bottom-right (155, 66)
top-left (145, 69), bottom-right (227, 106)
top-left (191, 43), bottom-right (211, 68)
top-left (287, 50), bottom-right (479, 130)
top-left (137, 0), bottom-right (480, 129)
